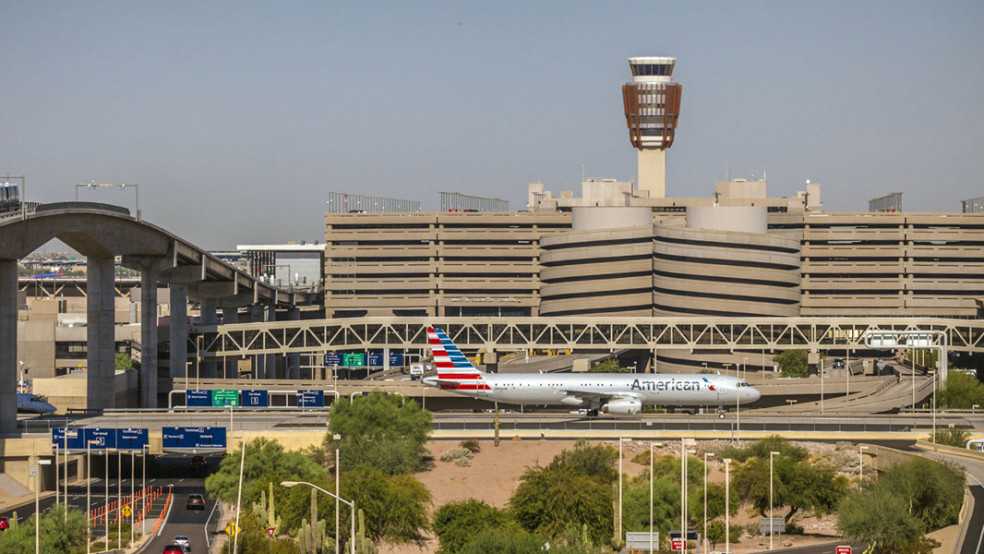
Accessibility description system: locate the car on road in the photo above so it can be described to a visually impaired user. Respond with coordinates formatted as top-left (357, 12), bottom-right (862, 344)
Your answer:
top-left (0, 515), bottom-right (9, 531)
top-left (833, 358), bottom-right (846, 369)
top-left (186, 493), bottom-right (205, 509)
top-left (171, 535), bottom-right (191, 551)
top-left (189, 455), bottom-right (207, 475)
top-left (162, 545), bottom-right (184, 554)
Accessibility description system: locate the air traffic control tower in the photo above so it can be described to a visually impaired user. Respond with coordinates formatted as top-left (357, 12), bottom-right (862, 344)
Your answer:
top-left (621, 57), bottom-right (682, 199)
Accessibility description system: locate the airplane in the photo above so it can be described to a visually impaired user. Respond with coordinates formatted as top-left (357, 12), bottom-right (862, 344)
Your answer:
top-left (17, 393), bottom-right (57, 415)
top-left (422, 327), bottom-right (761, 415)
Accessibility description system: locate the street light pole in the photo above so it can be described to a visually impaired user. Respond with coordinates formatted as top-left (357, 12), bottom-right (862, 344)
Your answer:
top-left (335, 434), bottom-right (342, 554)
top-left (281, 481), bottom-right (356, 554)
top-left (703, 452), bottom-right (714, 554)
top-left (649, 442), bottom-right (654, 554)
top-left (724, 458), bottom-right (731, 554)
top-left (769, 451), bottom-right (780, 550)
top-left (681, 438), bottom-right (687, 552)
top-left (618, 437), bottom-right (631, 546)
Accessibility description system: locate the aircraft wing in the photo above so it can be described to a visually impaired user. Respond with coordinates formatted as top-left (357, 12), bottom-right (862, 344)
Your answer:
top-left (561, 389), bottom-right (640, 403)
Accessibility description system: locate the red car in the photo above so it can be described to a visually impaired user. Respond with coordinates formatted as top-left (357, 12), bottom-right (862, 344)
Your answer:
top-left (163, 545), bottom-right (183, 554)
top-left (0, 516), bottom-right (9, 531)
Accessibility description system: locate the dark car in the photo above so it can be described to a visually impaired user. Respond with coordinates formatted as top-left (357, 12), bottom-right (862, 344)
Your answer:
top-left (833, 358), bottom-right (846, 369)
top-left (0, 516), bottom-right (9, 531)
top-left (163, 545), bottom-right (184, 554)
top-left (190, 455), bottom-right (207, 474)
top-left (186, 493), bottom-right (205, 509)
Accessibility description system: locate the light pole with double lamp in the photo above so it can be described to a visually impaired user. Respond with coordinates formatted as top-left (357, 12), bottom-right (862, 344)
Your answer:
top-left (769, 451), bottom-right (781, 550)
top-left (281, 481), bottom-right (356, 554)
top-left (335, 434), bottom-right (342, 554)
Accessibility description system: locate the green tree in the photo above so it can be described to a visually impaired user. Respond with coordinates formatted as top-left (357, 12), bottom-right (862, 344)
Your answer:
top-left (733, 454), bottom-right (848, 521)
top-left (346, 466), bottom-right (431, 543)
top-left (719, 434), bottom-right (808, 464)
top-left (433, 499), bottom-right (515, 553)
top-left (773, 350), bottom-right (808, 378)
top-left (706, 519), bottom-right (726, 548)
top-left (327, 392), bottom-right (432, 474)
top-left (205, 438), bottom-right (327, 524)
top-left (936, 371), bottom-right (984, 410)
top-left (509, 442), bottom-right (617, 544)
top-left (114, 352), bottom-right (134, 371)
top-left (588, 359), bottom-right (630, 373)
top-left (0, 505), bottom-right (87, 554)
top-left (877, 457), bottom-right (964, 530)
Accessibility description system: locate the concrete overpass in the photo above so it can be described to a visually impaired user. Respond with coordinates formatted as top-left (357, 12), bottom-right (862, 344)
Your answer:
top-left (0, 202), bottom-right (317, 434)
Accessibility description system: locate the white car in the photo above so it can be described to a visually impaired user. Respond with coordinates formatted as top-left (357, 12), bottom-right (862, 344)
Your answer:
top-left (171, 536), bottom-right (191, 552)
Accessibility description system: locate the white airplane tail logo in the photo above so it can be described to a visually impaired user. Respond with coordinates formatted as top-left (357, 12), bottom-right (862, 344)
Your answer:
top-left (427, 327), bottom-right (489, 391)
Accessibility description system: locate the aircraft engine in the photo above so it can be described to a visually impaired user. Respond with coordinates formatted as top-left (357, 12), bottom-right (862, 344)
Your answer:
top-left (560, 397), bottom-right (585, 407)
top-left (602, 398), bottom-right (642, 415)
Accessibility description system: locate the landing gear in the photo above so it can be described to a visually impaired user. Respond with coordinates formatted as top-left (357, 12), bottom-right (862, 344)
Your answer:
top-left (587, 409), bottom-right (599, 417)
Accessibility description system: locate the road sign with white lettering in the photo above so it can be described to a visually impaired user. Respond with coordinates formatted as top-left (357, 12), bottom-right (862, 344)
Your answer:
top-left (162, 427), bottom-right (227, 449)
top-left (836, 547), bottom-right (852, 554)
top-left (186, 390), bottom-right (212, 407)
top-left (243, 390), bottom-right (269, 407)
top-left (297, 390), bottom-right (325, 407)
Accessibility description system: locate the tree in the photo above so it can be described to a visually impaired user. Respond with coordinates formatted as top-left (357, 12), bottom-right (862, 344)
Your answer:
top-left (933, 426), bottom-right (971, 447)
top-left (0, 505), bottom-right (87, 554)
top-left (114, 352), bottom-right (134, 371)
top-left (588, 359), bottom-right (630, 373)
top-left (732, 454), bottom-right (848, 521)
top-left (205, 438), bottom-right (327, 524)
top-left (221, 511), bottom-right (300, 554)
top-left (935, 371), bottom-right (984, 410)
top-left (509, 442), bottom-right (618, 544)
top-left (346, 466), bottom-right (431, 543)
top-left (838, 457), bottom-right (961, 553)
top-left (718, 434), bottom-right (808, 464)
top-left (457, 528), bottom-right (548, 554)
top-left (433, 499), bottom-right (515, 553)
top-left (772, 350), bottom-right (808, 378)
top-left (327, 392), bottom-right (432, 474)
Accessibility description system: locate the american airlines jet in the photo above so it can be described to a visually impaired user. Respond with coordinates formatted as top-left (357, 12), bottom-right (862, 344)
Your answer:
top-left (422, 327), bottom-right (762, 415)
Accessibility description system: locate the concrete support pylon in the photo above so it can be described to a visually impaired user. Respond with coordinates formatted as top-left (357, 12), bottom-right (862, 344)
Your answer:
top-left (250, 304), bottom-right (266, 379)
top-left (87, 257), bottom-right (116, 411)
top-left (286, 307), bottom-right (300, 380)
top-left (266, 305), bottom-right (278, 379)
top-left (140, 270), bottom-right (159, 408)
top-left (200, 298), bottom-right (219, 379)
top-left (169, 283), bottom-right (188, 381)
top-left (222, 308), bottom-right (239, 378)
top-left (0, 259), bottom-right (18, 434)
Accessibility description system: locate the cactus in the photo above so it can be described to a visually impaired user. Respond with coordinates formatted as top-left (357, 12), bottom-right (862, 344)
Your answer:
top-left (296, 487), bottom-right (333, 553)
top-left (10, 511), bottom-right (16, 528)
top-left (251, 482), bottom-right (282, 532)
top-left (353, 508), bottom-right (377, 554)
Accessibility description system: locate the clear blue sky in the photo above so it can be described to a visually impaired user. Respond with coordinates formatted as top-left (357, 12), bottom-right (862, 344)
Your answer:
top-left (2, 1), bottom-right (982, 249)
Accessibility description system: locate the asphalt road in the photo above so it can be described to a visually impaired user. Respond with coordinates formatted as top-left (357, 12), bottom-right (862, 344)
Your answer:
top-left (143, 487), bottom-right (215, 554)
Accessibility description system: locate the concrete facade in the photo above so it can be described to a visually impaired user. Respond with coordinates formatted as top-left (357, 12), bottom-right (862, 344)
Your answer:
top-left (323, 211), bottom-right (570, 317)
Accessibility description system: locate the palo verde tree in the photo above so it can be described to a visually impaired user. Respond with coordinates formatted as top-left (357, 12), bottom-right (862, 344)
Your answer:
top-left (838, 457), bottom-right (963, 553)
top-left (509, 440), bottom-right (618, 544)
top-left (935, 370), bottom-right (984, 410)
top-left (326, 391), bottom-right (432, 475)
top-left (433, 499), bottom-right (517, 554)
top-left (730, 436), bottom-right (848, 522)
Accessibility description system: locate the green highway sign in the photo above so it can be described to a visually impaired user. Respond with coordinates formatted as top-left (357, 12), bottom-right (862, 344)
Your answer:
top-left (342, 353), bottom-right (365, 367)
top-left (212, 390), bottom-right (240, 407)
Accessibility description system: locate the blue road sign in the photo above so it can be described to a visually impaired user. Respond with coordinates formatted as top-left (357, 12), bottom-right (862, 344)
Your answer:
top-left (162, 427), bottom-right (227, 450)
top-left (186, 390), bottom-right (212, 407)
top-left (297, 390), bottom-right (325, 407)
top-left (88, 428), bottom-right (117, 450)
top-left (116, 428), bottom-right (148, 450)
top-left (324, 352), bottom-right (341, 367)
top-left (51, 428), bottom-right (85, 450)
top-left (242, 390), bottom-right (269, 407)
top-left (368, 352), bottom-right (405, 367)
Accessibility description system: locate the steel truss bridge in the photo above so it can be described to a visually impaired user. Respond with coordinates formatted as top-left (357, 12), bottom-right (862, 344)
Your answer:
top-left (196, 317), bottom-right (984, 357)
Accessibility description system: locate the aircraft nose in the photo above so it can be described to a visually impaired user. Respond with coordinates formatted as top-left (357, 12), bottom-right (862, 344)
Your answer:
top-left (747, 387), bottom-right (762, 403)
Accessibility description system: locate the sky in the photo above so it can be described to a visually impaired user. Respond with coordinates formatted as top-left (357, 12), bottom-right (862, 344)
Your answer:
top-left (2, 1), bottom-right (982, 250)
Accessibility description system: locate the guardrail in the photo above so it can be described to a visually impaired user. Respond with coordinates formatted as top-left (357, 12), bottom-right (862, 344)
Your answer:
top-left (91, 486), bottom-right (161, 527)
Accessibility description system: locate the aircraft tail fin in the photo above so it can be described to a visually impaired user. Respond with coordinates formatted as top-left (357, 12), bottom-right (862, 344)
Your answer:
top-left (426, 327), bottom-right (488, 390)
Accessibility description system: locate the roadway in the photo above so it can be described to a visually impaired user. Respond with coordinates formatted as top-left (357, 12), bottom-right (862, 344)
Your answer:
top-left (20, 409), bottom-right (982, 436)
